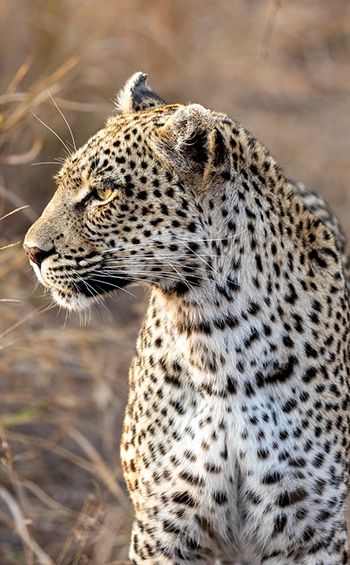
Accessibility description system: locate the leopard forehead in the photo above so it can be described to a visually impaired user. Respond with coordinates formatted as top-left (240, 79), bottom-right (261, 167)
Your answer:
top-left (56, 105), bottom-right (183, 191)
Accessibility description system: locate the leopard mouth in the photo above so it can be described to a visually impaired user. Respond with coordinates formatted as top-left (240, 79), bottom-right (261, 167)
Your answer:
top-left (50, 271), bottom-right (134, 311)
top-left (74, 272), bottom-right (134, 297)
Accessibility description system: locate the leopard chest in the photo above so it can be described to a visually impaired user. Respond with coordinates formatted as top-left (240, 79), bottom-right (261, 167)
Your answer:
top-left (121, 315), bottom-right (297, 498)
top-left (120, 287), bottom-right (349, 558)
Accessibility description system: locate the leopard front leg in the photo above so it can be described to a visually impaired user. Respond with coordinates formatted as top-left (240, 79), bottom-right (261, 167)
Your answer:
top-left (129, 518), bottom-right (217, 565)
top-left (122, 392), bottom-right (221, 564)
top-left (238, 489), bottom-right (348, 565)
top-left (259, 531), bottom-right (348, 565)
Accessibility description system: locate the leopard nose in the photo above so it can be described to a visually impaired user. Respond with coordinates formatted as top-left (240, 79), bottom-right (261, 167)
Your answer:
top-left (23, 244), bottom-right (55, 268)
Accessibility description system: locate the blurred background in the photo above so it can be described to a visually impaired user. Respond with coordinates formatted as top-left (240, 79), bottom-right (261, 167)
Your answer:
top-left (0, 0), bottom-right (350, 563)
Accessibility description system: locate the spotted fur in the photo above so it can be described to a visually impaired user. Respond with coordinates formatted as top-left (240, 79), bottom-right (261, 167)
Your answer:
top-left (24, 73), bottom-right (350, 565)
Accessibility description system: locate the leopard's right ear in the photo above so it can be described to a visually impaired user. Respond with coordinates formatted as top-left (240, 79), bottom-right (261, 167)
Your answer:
top-left (154, 104), bottom-right (232, 185)
top-left (116, 72), bottom-right (166, 113)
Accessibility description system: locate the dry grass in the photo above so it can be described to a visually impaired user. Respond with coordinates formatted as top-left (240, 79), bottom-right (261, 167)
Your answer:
top-left (0, 0), bottom-right (349, 563)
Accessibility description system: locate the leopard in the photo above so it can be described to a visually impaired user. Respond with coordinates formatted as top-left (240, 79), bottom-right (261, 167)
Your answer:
top-left (24, 72), bottom-right (350, 565)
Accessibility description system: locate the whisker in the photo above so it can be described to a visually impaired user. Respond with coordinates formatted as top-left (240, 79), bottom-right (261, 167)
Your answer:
top-left (175, 229), bottom-right (248, 244)
top-left (72, 273), bottom-right (113, 319)
top-left (100, 262), bottom-right (239, 287)
top-left (86, 276), bottom-right (137, 298)
top-left (103, 253), bottom-right (227, 262)
top-left (165, 259), bottom-right (193, 292)
top-left (48, 91), bottom-right (77, 151)
top-left (98, 268), bottom-right (215, 285)
top-left (32, 112), bottom-right (72, 156)
top-left (181, 241), bottom-right (240, 287)
top-left (97, 269), bottom-right (187, 285)
top-left (32, 161), bottom-right (61, 167)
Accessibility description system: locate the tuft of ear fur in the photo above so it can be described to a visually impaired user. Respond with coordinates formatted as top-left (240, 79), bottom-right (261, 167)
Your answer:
top-left (156, 105), bottom-right (213, 174)
top-left (116, 72), bottom-right (166, 113)
top-left (156, 104), bottom-right (231, 183)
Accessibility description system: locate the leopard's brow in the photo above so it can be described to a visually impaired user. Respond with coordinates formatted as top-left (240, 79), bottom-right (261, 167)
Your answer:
top-left (76, 185), bottom-right (92, 203)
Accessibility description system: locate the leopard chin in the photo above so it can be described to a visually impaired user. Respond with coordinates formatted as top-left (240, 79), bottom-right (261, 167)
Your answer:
top-left (51, 288), bottom-right (95, 311)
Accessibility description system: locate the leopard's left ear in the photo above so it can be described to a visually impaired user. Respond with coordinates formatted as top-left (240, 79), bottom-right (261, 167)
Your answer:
top-left (116, 72), bottom-right (166, 113)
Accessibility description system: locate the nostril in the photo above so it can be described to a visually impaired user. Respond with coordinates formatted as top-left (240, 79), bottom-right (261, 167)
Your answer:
top-left (23, 244), bottom-right (55, 268)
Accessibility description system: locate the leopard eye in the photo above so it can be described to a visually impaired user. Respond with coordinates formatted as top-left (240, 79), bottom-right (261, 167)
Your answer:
top-left (95, 185), bottom-right (113, 201)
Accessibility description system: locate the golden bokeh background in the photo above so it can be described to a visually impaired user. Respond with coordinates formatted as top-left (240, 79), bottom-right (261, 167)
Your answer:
top-left (0, 1), bottom-right (349, 563)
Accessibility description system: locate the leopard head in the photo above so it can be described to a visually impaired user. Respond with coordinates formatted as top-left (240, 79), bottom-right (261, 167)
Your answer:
top-left (24, 73), bottom-right (231, 310)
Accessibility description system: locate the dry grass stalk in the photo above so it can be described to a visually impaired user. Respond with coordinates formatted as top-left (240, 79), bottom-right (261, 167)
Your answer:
top-left (6, 429), bottom-right (125, 492)
top-left (70, 428), bottom-right (129, 508)
top-left (0, 185), bottom-right (37, 221)
top-left (0, 205), bottom-right (29, 222)
top-left (105, 562), bottom-right (131, 565)
top-left (0, 419), bottom-right (34, 564)
top-left (56, 491), bottom-right (105, 565)
top-left (20, 479), bottom-right (79, 519)
top-left (0, 56), bottom-right (78, 147)
top-left (0, 303), bottom-right (56, 343)
top-left (258, 0), bottom-right (282, 60)
top-left (0, 487), bottom-right (54, 565)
